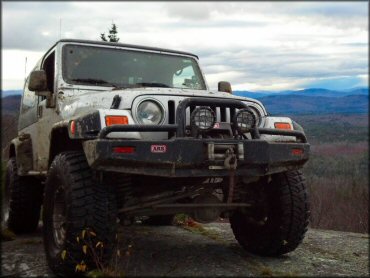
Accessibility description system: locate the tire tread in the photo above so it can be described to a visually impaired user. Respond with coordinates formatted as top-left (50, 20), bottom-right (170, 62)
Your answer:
top-left (230, 170), bottom-right (310, 256)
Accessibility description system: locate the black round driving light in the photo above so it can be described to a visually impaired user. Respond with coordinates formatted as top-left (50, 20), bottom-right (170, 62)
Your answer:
top-left (233, 108), bottom-right (256, 133)
top-left (191, 107), bottom-right (216, 131)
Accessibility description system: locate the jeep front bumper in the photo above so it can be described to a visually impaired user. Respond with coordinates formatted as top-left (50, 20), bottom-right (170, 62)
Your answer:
top-left (83, 136), bottom-right (309, 177)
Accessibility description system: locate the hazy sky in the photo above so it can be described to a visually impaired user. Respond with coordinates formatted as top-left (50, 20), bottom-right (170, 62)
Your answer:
top-left (2, 1), bottom-right (368, 91)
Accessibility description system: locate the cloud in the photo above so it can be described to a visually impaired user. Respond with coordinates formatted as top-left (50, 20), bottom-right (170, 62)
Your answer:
top-left (1, 49), bottom-right (44, 89)
top-left (2, 2), bottom-right (165, 51)
top-left (1, 1), bottom-right (368, 91)
top-left (164, 2), bottom-right (213, 20)
top-left (163, 2), bottom-right (368, 30)
top-left (292, 2), bottom-right (368, 18)
top-left (2, 2), bottom-right (75, 51)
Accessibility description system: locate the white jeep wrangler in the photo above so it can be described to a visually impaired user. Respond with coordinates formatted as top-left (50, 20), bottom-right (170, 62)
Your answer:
top-left (4, 39), bottom-right (310, 275)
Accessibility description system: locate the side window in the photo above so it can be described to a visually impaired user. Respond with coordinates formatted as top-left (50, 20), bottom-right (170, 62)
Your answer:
top-left (42, 51), bottom-right (55, 93)
top-left (19, 74), bottom-right (39, 130)
top-left (21, 77), bottom-right (36, 112)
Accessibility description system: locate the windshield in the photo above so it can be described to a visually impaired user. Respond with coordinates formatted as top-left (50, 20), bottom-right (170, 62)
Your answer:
top-left (62, 44), bottom-right (207, 90)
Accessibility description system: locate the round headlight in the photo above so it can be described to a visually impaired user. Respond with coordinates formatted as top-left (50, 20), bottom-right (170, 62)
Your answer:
top-left (191, 107), bottom-right (215, 131)
top-left (137, 100), bottom-right (164, 125)
top-left (233, 108), bottom-right (256, 133)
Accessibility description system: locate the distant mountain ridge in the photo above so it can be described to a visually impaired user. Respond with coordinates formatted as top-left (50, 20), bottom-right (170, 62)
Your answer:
top-left (234, 87), bottom-right (369, 99)
top-left (258, 94), bottom-right (368, 115)
top-left (1, 87), bottom-right (368, 115)
top-left (1, 90), bottom-right (23, 98)
top-left (233, 87), bottom-right (368, 114)
top-left (2, 95), bottom-right (21, 115)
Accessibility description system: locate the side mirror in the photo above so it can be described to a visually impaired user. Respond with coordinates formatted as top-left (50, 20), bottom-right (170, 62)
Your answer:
top-left (28, 70), bottom-right (55, 108)
top-left (28, 70), bottom-right (48, 92)
top-left (218, 81), bottom-right (232, 94)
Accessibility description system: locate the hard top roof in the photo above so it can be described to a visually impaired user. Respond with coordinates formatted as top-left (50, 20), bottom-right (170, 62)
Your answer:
top-left (53, 39), bottom-right (199, 59)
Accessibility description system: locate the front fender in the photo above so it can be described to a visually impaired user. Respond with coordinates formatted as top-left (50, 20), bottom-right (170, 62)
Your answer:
top-left (261, 116), bottom-right (305, 142)
top-left (67, 109), bottom-right (141, 140)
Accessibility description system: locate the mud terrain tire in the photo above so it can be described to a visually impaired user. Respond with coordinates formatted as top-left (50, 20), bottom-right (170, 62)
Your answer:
top-left (230, 170), bottom-right (310, 256)
top-left (5, 157), bottom-right (43, 233)
top-left (43, 151), bottom-right (117, 275)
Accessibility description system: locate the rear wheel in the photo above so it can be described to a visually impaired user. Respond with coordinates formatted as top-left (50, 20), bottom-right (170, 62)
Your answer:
top-left (43, 151), bottom-right (117, 275)
top-left (230, 170), bottom-right (310, 256)
top-left (4, 157), bottom-right (43, 233)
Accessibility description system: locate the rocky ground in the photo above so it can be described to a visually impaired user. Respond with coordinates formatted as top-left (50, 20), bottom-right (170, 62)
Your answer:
top-left (1, 223), bottom-right (369, 277)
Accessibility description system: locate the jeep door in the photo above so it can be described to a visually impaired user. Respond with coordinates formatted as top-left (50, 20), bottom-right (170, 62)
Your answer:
top-left (35, 48), bottom-right (63, 171)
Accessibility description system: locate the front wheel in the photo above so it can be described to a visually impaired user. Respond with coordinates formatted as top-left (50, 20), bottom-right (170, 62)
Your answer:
top-left (43, 151), bottom-right (117, 275)
top-left (230, 170), bottom-right (310, 256)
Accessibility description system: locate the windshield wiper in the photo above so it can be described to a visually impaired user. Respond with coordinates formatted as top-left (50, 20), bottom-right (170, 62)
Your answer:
top-left (111, 82), bottom-right (171, 91)
top-left (71, 78), bottom-right (112, 85)
top-left (111, 84), bottom-right (139, 91)
top-left (136, 82), bottom-right (170, 88)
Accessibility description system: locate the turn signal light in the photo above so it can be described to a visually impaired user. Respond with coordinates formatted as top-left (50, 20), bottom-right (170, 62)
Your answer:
top-left (70, 120), bottom-right (76, 135)
top-left (274, 122), bottom-right (292, 130)
top-left (105, 116), bottom-right (128, 126)
top-left (113, 146), bottom-right (135, 154)
top-left (292, 148), bottom-right (304, 156)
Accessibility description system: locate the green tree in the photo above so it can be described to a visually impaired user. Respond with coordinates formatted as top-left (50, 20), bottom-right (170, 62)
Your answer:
top-left (100, 23), bottom-right (120, 42)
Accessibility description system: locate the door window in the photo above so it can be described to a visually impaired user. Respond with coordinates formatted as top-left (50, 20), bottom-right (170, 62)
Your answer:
top-left (21, 77), bottom-right (36, 112)
top-left (18, 76), bottom-right (38, 129)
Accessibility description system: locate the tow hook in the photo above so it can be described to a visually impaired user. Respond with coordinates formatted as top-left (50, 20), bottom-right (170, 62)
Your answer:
top-left (224, 148), bottom-right (237, 203)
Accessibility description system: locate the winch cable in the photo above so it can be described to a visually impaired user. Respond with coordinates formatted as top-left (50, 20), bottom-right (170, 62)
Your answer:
top-left (224, 148), bottom-right (237, 203)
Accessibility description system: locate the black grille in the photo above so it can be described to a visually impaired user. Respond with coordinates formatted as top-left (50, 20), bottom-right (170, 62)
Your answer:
top-left (168, 100), bottom-right (176, 138)
top-left (167, 101), bottom-right (235, 124)
top-left (168, 100), bottom-right (175, 124)
top-left (220, 107), bottom-right (227, 122)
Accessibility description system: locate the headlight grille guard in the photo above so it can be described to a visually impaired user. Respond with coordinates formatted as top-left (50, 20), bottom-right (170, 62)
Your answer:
top-left (97, 97), bottom-right (307, 143)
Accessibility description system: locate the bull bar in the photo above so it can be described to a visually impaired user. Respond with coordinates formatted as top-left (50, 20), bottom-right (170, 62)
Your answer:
top-left (79, 97), bottom-right (310, 177)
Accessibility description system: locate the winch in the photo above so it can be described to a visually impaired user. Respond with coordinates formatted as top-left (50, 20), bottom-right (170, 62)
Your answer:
top-left (224, 147), bottom-right (237, 203)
